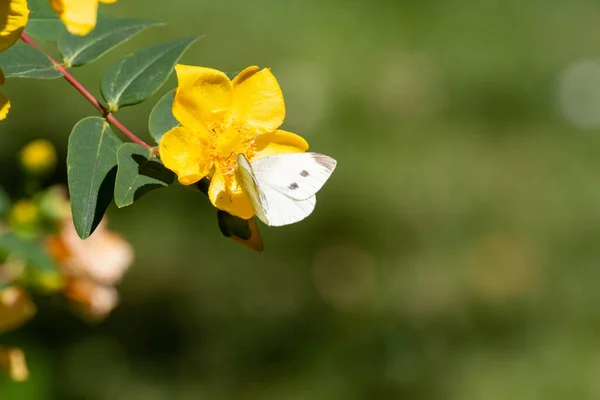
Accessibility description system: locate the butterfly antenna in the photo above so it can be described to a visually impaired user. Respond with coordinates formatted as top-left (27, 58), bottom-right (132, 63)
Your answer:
top-left (243, 132), bottom-right (261, 155)
top-left (222, 165), bottom-right (235, 176)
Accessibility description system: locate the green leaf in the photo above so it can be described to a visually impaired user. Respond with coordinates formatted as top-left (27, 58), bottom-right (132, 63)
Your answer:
top-left (217, 211), bottom-right (264, 252)
top-left (24, 0), bottom-right (63, 42)
top-left (100, 37), bottom-right (200, 111)
top-left (189, 177), bottom-right (210, 195)
top-left (59, 18), bottom-right (163, 68)
top-left (0, 42), bottom-right (61, 79)
top-left (114, 143), bottom-right (175, 208)
top-left (148, 89), bottom-right (179, 143)
top-left (67, 117), bottom-right (122, 239)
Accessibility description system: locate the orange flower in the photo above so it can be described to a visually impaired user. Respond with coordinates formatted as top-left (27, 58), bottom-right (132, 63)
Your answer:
top-left (47, 217), bottom-right (133, 286)
top-left (46, 216), bottom-right (133, 321)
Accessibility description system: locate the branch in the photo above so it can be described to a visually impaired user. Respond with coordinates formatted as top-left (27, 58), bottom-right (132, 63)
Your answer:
top-left (20, 33), bottom-right (153, 150)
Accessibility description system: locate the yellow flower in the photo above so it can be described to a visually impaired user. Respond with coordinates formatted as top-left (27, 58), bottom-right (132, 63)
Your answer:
top-left (0, 0), bottom-right (29, 52)
top-left (159, 65), bottom-right (309, 219)
top-left (9, 199), bottom-right (39, 228)
top-left (50, 0), bottom-right (116, 36)
top-left (20, 139), bottom-right (57, 174)
top-left (0, 0), bottom-right (29, 121)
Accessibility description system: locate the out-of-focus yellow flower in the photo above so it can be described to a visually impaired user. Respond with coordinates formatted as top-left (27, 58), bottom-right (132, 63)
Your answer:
top-left (50, 0), bottom-right (115, 36)
top-left (0, 0), bottom-right (29, 52)
top-left (159, 65), bottom-right (308, 219)
top-left (20, 139), bottom-right (57, 175)
top-left (0, 0), bottom-right (29, 121)
top-left (0, 286), bottom-right (36, 333)
top-left (9, 200), bottom-right (39, 229)
top-left (0, 347), bottom-right (29, 381)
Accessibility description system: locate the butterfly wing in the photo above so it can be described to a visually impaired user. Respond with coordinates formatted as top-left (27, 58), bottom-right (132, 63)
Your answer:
top-left (236, 154), bottom-right (317, 226)
top-left (260, 188), bottom-right (316, 227)
top-left (235, 154), bottom-right (269, 225)
top-left (251, 152), bottom-right (337, 201)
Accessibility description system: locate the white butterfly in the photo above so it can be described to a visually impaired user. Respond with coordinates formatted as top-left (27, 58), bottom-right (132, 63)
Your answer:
top-left (235, 152), bottom-right (337, 226)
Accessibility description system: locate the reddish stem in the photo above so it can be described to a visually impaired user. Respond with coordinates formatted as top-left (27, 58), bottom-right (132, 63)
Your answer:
top-left (20, 33), bottom-right (152, 150)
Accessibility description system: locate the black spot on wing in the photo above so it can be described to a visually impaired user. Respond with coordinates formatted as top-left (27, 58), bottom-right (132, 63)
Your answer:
top-left (288, 182), bottom-right (299, 190)
top-left (300, 170), bottom-right (309, 177)
top-left (312, 154), bottom-right (337, 171)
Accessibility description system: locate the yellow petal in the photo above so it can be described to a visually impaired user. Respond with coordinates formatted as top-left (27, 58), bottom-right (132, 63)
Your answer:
top-left (252, 130), bottom-right (309, 160)
top-left (214, 126), bottom-right (252, 160)
top-left (159, 125), bottom-right (213, 185)
top-left (173, 64), bottom-right (233, 133)
top-left (0, 0), bottom-right (29, 52)
top-left (99, 0), bottom-right (117, 3)
top-left (0, 92), bottom-right (10, 121)
top-left (50, 0), bottom-right (99, 36)
top-left (231, 67), bottom-right (285, 135)
top-left (208, 171), bottom-right (255, 219)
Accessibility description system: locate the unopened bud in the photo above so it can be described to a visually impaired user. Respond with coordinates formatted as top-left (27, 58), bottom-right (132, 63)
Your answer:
top-left (19, 139), bottom-right (57, 175)
top-left (9, 200), bottom-right (39, 229)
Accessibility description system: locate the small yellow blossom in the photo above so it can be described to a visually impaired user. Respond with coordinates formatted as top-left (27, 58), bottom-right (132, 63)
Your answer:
top-left (20, 139), bottom-right (57, 174)
top-left (159, 65), bottom-right (308, 219)
top-left (9, 199), bottom-right (39, 228)
top-left (0, 0), bottom-right (29, 120)
top-left (0, 347), bottom-right (29, 381)
top-left (50, 0), bottom-right (116, 36)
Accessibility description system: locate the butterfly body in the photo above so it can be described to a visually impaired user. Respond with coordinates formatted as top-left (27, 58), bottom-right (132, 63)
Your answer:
top-left (236, 152), bottom-right (337, 226)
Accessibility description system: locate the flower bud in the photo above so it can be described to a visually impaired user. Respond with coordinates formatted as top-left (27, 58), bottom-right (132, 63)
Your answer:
top-left (9, 200), bottom-right (39, 229)
top-left (19, 139), bottom-right (57, 175)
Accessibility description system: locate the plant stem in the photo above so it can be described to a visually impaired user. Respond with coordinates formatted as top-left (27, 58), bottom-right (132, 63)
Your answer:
top-left (19, 33), bottom-right (152, 150)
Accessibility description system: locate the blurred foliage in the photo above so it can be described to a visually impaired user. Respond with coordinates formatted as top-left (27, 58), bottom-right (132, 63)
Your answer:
top-left (4, 0), bottom-right (600, 398)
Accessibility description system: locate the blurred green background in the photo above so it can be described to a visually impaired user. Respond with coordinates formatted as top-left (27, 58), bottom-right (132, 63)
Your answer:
top-left (5, 0), bottom-right (600, 398)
